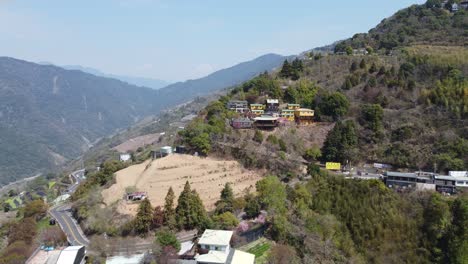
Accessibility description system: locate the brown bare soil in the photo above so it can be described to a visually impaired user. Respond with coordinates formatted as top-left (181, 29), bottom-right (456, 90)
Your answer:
top-left (112, 133), bottom-right (161, 153)
top-left (102, 154), bottom-right (262, 216)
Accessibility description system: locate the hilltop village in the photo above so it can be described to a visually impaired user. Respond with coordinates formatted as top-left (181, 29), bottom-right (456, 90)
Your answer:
top-left (228, 99), bottom-right (314, 129)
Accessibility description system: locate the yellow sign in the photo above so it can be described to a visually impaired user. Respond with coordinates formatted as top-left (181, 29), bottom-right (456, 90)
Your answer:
top-left (326, 162), bottom-right (341, 170)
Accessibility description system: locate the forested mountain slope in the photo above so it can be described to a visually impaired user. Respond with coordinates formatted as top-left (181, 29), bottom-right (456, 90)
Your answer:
top-left (0, 57), bottom-right (162, 185)
top-left (0, 53), bottom-right (286, 185)
top-left (172, 3), bottom-right (467, 263)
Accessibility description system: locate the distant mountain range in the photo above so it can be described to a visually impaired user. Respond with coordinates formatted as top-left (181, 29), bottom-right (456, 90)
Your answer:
top-left (157, 53), bottom-right (287, 104)
top-left (39, 63), bottom-right (171, 90)
top-left (0, 53), bottom-right (285, 185)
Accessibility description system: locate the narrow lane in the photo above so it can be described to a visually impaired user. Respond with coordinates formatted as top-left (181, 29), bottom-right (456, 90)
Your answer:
top-left (49, 169), bottom-right (89, 246)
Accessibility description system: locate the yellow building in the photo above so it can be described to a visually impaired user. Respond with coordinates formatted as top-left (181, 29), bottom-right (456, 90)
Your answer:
top-left (250, 104), bottom-right (265, 111)
top-left (294, 108), bottom-right (314, 125)
top-left (251, 109), bottom-right (264, 116)
top-left (281, 109), bottom-right (295, 121)
top-left (287, 103), bottom-right (301, 110)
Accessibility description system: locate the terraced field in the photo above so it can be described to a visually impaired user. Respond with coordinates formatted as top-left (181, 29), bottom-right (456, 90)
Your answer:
top-left (238, 237), bottom-right (273, 264)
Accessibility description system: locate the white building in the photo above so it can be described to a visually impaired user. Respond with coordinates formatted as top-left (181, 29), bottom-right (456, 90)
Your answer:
top-left (119, 153), bottom-right (131, 162)
top-left (196, 230), bottom-right (254, 264)
top-left (449, 171), bottom-right (468, 187)
top-left (56, 246), bottom-right (86, 264)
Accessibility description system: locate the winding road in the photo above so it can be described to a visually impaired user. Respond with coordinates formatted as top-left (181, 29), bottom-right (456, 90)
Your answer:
top-left (49, 169), bottom-right (89, 246)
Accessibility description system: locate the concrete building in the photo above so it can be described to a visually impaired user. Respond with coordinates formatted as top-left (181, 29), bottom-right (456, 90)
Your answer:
top-left (119, 153), bottom-right (131, 162)
top-left (265, 99), bottom-right (279, 112)
top-left (231, 118), bottom-right (253, 129)
top-left (226, 101), bottom-right (249, 113)
top-left (56, 246), bottom-right (86, 264)
top-left (196, 230), bottom-right (254, 264)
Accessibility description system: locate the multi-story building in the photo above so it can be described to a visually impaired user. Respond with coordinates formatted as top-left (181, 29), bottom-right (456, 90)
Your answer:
top-left (294, 108), bottom-right (314, 125)
top-left (265, 99), bottom-right (279, 112)
top-left (287, 103), bottom-right (300, 110)
top-left (280, 109), bottom-right (295, 121)
top-left (226, 101), bottom-right (249, 113)
top-left (196, 229), bottom-right (254, 264)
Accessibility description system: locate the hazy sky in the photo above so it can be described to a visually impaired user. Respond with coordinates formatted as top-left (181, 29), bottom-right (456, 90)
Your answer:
top-left (0, 0), bottom-right (424, 81)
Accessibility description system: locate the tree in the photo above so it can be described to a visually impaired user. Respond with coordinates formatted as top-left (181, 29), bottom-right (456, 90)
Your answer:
top-left (153, 206), bottom-right (164, 229)
top-left (215, 183), bottom-right (235, 214)
top-left (345, 46), bottom-right (353, 55)
top-left (253, 130), bottom-right (264, 143)
top-left (303, 147), bottom-right (322, 161)
top-left (321, 120), bottom-right (358, 163)
top-left (360, 104), bottom-right (384, 133)
top-left (256, 176), bottom-right (287, 215)
top-left (278, 139), bottom-right (287, 152)
top-left (350, 62), bottom-right (358, 72)
top-left (176, 181), bottom-right (209, 230)
top-left (378, 66), bottom-right (386, 75)
top-left (443, 197), bottom-right (468, 264)
top-left (134, 199), bottom-right (154, 235)
top-left (176, 181), bottom-right (193, 229)
top-left (422, 193), bottom-right (450, 262)
top-left (307, 163), bottom-right (321, 176)
top-left (163, 187), bottom-right (177, 229)
top-left (369, 62), bottom-right (377, 73)
top-left (190, 133), bottom-right (211, 155)
top-left (23, 199), bottom-right (47, 221)
top-left (156, 230), bottom-right (181, 251)
top-left (317, 92), bottom-right (350, 121)
top-left (268, 244), bottom-right (301, 264)
top-left (244, 193), bottom-right (261, 218)
top-left (213, 212), bottom-right (239, 230)
top-left (425, 0), bottom-right (442, 8)
top-left (279, 60), bottom-right (292, 78)
top-left (8, 217), bottom-right (37, 245)
top-left (359, 59), bottom-right (366, 69)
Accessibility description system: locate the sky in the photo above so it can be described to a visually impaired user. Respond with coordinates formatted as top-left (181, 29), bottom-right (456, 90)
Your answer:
top-left (0, 0), bottom-right (425, 82)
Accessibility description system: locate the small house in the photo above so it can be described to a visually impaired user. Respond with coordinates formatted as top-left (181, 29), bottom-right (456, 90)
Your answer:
top-left (286, 103), bottom-right (301, 110)
top-left (280, 109), bottom-right (295, 121)
top-left (249, 104), bottom-right (265, 111)
top-left (161, 146), bottom-right (173, 156)
top-left (434, 175), bottom-right (457, 194)
top-left (196, 229), bottom-right (254, 264)
top-left (451, 3), bottom-right (459, 12)
top-left (265, 99), bottom-right (279, 112)
top-left (294, 108), bottom-right (314, 125)
top-left (226, 101), bottom-right (249, 113)
top-left (231, 118), bottom-right (253, 129)
top-left (119, 153), bottom-right (131, 162)
top-left (126, 192), bottom-right (147, 201)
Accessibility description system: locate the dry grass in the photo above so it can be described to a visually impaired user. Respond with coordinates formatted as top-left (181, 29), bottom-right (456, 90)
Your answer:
top-left (102, 154), bottom-right (262, 216)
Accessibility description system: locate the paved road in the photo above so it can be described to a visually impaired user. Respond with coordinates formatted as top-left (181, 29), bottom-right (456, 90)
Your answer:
top-left (67, 169), bottom-right (85, 193)
top-left (49, 169), bottom-right (89, 246)
top-left (50, 203), bottom-right (89, 246)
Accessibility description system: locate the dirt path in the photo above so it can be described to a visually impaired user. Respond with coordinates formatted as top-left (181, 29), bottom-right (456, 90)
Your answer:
top-left (102, 154), bottom-right (262, 215)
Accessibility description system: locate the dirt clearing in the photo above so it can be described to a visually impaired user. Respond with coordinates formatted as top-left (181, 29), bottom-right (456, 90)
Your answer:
top-left (102, 154), bottom-right (262, 216)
